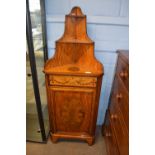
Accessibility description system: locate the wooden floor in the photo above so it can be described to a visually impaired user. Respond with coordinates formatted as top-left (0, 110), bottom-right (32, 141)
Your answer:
top-left (26, 126), bottom-right (107, 155)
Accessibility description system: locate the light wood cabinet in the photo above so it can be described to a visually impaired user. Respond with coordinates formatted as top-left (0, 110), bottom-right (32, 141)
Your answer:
top-left (44, 7), bottom-right (103, 145)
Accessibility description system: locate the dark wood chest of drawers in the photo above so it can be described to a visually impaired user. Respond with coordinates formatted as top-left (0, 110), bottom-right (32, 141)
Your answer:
top-left (102, 50), bottom-right (129, 155)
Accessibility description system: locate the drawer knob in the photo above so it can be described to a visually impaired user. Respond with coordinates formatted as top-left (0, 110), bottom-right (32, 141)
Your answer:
top-left (120, 71), bottom-right (128, 78)
top-left (105, 132), bottom-right (111, 137)
top-left (111, 114), bottom-right (118, 120)
top-left (116, 93), bottom-right (123, 99)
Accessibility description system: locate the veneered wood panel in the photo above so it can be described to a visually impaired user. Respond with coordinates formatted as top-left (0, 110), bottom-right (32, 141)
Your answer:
top-left (49, 75), bottom-right (97, 87)
top-left (44, 7), bottom-right (103, 145)
top-left (50, 87), bottom-right (95, 133)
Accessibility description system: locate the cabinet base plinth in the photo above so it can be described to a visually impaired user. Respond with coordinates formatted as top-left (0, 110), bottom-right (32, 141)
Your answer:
top-left (50, 132), bottom-right (95, 146)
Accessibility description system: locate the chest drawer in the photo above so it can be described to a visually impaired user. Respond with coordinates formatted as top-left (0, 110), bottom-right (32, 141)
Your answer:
top-left (111, 76), bottom-right (129, 130)
top-left (103, 111), bottom-right (119, 155)
top-left (116, 56), bottom-right (129, 90)
top-left (116, 76), bottom-right (129, 130)
top-left (109, 100), bottom-right (129, 155)
top-left (48, 75), bottom-right (97, 88)
top-left (109, 90), bottom-right (128, 155)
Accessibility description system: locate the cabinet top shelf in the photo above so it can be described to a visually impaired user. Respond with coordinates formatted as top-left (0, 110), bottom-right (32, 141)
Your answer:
top-left (44, 6), bottom-right (103, 76)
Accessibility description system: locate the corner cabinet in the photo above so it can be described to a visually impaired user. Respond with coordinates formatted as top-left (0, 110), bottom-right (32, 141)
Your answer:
top-left (44, 7), bottom-right (104, 145)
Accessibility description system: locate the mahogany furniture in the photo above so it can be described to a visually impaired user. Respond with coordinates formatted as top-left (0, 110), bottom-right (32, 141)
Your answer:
top-left (44, 7), bottom-right (104, 145)
top-left (102, 50), bottom-right (129, 154)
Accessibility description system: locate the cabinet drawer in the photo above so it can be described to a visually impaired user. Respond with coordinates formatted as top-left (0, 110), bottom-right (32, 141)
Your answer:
top-left (116, 56), bottom-right (129, 90)
top-left (49, 75), bottom-right (97, 88)
top-left (103, 111), bottom-right (119, 155)
top-left (111, 76), bottom-right (129, 130)
top-left (109, 100), bottom-right (129, 155)
top-left (116, 76), bottom-right (129, 130)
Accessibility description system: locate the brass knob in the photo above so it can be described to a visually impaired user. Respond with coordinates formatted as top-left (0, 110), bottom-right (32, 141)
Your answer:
top-left (105, 132), bottom-right (111, 137)
top-left (111, 114), bottom-right (118, 120)
top-left (116, 93), bottom-right (123, 99)
top-left (120, 71), bottom-right (128, 78)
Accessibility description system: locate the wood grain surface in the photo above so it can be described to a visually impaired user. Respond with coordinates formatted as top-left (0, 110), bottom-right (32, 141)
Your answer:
top-left (102, 50), bottom-right (129, 154)
top-left (44, 6), bottom-right (104, 145)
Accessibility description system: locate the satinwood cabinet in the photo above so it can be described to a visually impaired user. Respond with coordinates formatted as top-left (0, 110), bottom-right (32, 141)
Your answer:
top-left (44, 6), bottom-right (104, 145)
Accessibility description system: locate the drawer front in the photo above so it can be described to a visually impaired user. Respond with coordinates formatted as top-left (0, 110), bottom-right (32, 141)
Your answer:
top-left (117, 76), bottom-right (129, 130)
top-left (111, 76), bottom-right (129, 130)
top-left (103, 111), bottom-right (119, 155)
top-left (109, 99), bottom-right (129, 155)
top-left (116, 56), bottom-right (129, 90)
top-left (49, 75), bottom-right (97, 88)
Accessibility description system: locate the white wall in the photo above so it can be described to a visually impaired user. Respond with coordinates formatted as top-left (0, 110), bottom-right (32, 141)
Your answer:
top-left (45, 0), bottom-right (129, 125)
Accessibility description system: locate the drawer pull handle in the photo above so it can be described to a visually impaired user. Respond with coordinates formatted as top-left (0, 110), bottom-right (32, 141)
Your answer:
top-left (116, 93), bottom-right (123, 99)
top-left (120, 71), bottom-right (128, 78)
top-left (111, 114), bottom-right (118, 120)
top-left (105, 132), bottom-right (111, 137)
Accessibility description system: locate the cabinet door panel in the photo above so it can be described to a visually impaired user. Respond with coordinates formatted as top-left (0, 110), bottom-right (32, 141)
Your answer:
top-left (49, 87), bottom-right (95, 134)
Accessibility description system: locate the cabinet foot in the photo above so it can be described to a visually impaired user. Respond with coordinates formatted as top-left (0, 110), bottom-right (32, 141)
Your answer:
top-left (86, 137), bottom-right (95, 146)
top-left (51, 133), bottom-right (95, 145)
top-left (51, 135), bottom-right (59, 143)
